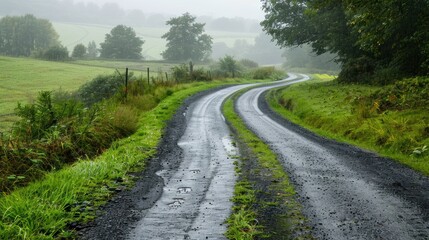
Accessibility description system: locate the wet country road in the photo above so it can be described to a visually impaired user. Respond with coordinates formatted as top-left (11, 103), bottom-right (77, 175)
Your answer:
top-left (128, 84), bottom-right (257, 240)
top-left (80, 75), bottom-right (304, 240)
top-left (127, 75), bottom-right (311, 239)
top-left (236, 74), bottom-right (429, 239)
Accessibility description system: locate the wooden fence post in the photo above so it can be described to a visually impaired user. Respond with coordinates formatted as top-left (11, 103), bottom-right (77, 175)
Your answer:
top-left (147, 67), bottom-right (150, 85)
top-left (125, 67), bottom-right (128, 100)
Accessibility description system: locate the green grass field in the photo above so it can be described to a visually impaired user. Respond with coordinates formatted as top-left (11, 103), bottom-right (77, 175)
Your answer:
top-left (0, 56), bottom-right (113, 130)
top-left (53, 22), bottom-right (258, 60)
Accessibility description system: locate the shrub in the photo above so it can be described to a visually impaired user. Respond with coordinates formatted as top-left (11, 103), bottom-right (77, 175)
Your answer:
top-left (239, 59), bottom-right (259, 69)
top-left (72, 44), bottom-right (87, 59)
top-left (39, 45), bottom-right (69, 61)
top-left (338, 56), bottom-right (375, 84)
top-left (371, 77), bottom-right (429, 111)
top-left (77, 73), bottom-right (126, 106)
top-left (251, 67), bottom-right (285, 80)
top-left (171, 64), bottom-right (211, 82)
top-left (191, 68), bottom-right (211, 81)
top-left (1, 89), bottom-right (140, 192)
top-left (172, 64), bottom-right (190, 82)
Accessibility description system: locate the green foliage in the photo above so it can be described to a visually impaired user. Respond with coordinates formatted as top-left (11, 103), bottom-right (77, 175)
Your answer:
top-left (100, 25), bottom-right (144, 60)
top-left (250, 67), bottom-right (285, 80)
top-left (35, 45), bottom-right (69, 61)
top-left (261, 0), bottom-right (429, 83)
top-left (337, 56), bottom-right (375, 83)
top-left (72, 44), bottom-right (87, 59)
top-left (87, 41), bottom-right (98, 59)
top-left (1, 90), bottom-right (128, 191)
top-left (0, 14), bottom-right (59, 57)
top-left (162, 13), bottom-right (213, 62)
top-left (239, 59), bottom-right (259, 69)
top-left (77, 73), bottom-right (125, 106)
top-left (219, 55), bottom-right (240, 78)
top-left (345, 0), bottom-right (429, 76)
top-left (362, 78), bottom-right (429, 112)
top-left (171, 64), bottom-right (211, 82)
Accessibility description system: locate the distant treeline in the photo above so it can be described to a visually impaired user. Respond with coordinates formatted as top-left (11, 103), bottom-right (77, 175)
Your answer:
top-left (0, 0), bottom-right (260, 32)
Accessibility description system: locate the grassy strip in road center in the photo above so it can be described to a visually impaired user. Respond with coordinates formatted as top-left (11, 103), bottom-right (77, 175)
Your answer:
top-left (223, 91), bottom-right (313, 239)
top-left (0, 79), bottom-right (259, 239)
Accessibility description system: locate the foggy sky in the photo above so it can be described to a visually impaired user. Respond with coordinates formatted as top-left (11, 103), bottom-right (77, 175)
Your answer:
top-left (73, 0), bottom-right (265, 20)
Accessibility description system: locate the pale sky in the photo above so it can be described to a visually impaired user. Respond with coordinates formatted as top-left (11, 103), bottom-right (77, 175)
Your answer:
top-left (74, 0), bottom-right (265, 20)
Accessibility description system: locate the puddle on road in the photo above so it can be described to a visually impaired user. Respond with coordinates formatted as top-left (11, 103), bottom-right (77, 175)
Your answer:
top-left (222, 137), bottom-right (237, 155)
top-left (177, 187), bottom-right (192, 194)
top-left (168, 198), bottom-right (185, 208)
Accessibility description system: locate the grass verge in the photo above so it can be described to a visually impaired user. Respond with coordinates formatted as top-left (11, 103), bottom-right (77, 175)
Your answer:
top-left (0, 79), bottom-right (257, 239)
top-left (223, 91), bottom-right (313, 239)
top-left (267, 75), bottom-right (429, 175)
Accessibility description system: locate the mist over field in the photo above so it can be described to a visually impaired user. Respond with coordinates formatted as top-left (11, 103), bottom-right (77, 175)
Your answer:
top-left (73, 0), bottom-right (265, 20)
top-left (1, 0), bottom-right (290, 63)
top-left (0, 0), bottom-right (340, 66)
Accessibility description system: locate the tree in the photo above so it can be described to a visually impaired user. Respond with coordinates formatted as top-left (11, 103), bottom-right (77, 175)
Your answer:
top-left (87, 41), bottom-right (98, 59)
top-left (100, 25), bottom-right (144, 59)
top-left (219, 55), bottom-right (240, 78)
top-left (344, 0), bottom-right (429, 75)
top-left (162, 13), bottom-right (213, 62)
top-left (42, 45), bottom-right (69, 61)
top-left (0, 14), bottom-right (59, 56)
top-left (72, 44), bottom-right (87, 58)
top-left (261, 0), bottom-right (429, 82)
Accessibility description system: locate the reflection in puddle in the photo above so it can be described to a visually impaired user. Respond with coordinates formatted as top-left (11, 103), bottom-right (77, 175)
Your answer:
top-left (177, 187), bottom-right (192, 194)
top-left (168, 198), bottom-right (185, 208)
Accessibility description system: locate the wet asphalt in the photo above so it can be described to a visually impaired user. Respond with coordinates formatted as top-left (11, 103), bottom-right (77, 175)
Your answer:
top-left (236, 74), bottom-right (429, 239)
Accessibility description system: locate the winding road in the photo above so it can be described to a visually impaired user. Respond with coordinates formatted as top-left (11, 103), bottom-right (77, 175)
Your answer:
top-left (81, 74), bottom-right (429, 239)
top-left (236, 74), bottom-right (429, 239)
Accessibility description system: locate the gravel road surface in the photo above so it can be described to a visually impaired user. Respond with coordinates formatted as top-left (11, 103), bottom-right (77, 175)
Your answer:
top-left (236, 74), bottom-right (429, 239)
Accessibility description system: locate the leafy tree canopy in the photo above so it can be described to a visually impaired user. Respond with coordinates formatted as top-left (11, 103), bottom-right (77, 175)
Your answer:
top-left (100, 25), bottom-right (144, 60)
top-left (87, 41), bottom-right (98, 59)
top-left (0, 14), bottom-right (59, 56)
top-left (162, 13), bottom-right (213, 62)
top-left (72, 44), bottom-right (87, 58)
top-left (219, 55), bottom-right (240, 78)
top-left (261, 0), bottom-right (429, 83)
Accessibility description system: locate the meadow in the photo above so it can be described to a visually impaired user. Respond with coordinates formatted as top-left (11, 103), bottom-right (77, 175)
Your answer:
top-left (0, 56), bottom-right (210, 131)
